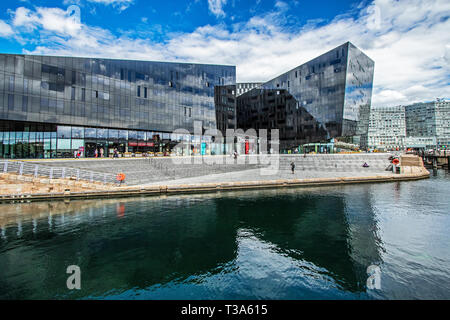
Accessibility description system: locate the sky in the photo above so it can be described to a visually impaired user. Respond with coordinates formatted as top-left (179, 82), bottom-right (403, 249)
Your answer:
top-left (0, 0), bottom-right (449, 107)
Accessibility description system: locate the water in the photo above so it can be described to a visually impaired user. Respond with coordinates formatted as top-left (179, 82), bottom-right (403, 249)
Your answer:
top-left (0, 170), bottom-right (449, 300)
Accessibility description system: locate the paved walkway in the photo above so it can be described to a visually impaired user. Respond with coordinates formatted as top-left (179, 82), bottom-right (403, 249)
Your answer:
top-left (139, 167), bottom-right (395, 186)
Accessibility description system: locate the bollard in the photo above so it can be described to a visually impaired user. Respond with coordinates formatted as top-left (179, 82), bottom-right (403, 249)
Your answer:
top-left (19, 162), bottom-right (24, 176)
top-left (34, 165), bottom-right (39, 178)
top-left (49, 168), bottom-right (53, 180)
top-left (62, 168), bottom-right (66, 179)
top-left (3, 161), bottom-right (8, 173)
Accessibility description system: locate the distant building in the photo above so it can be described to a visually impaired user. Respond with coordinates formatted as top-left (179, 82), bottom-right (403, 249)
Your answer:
top-left (368, 105), bottom-right (406, 150)
top-left (236, 83), bottom-right (262, 97)
top-left (405, 100), bottom-right (450, 149)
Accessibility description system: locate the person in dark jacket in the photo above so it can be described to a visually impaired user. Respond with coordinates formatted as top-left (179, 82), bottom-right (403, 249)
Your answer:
top-left (291, 162), bottom-right (295, 174)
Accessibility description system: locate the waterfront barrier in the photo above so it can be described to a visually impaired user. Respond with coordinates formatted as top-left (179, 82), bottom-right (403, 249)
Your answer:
top-left (0, 160), bottom-right (117, 185)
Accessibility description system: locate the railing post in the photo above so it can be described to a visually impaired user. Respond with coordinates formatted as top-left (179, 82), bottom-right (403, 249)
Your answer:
top-left (3, 161), bottom-right (8, 173)
top-left (19, 162), bottom-right (24, 176)
top-left (49, 168), bottom-right (53, 180)
top-left (34, 165), bottom-right (39, 178)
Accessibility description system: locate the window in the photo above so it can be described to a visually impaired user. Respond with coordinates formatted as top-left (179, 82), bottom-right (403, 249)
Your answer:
top-left (22, 96), bottom-right (28, 112)
top-left (137, 86), bottom-right (141, 97)
top-left (95, 90), bottom-right (99, 98)
top-left (9, 76), bottom-right (14, 91)
top-left (71, 87), bottom-right (75, 100)
top-left (144, 87), bottom-right (147, 99)
top-left (81, 88), bottom-right (86, 101)
top-left (72, 70), bottom-right (76, 84)
top-left (189, 108), bottom-right (191, 117)
top-left (8, 94), bottom-right (14, 110)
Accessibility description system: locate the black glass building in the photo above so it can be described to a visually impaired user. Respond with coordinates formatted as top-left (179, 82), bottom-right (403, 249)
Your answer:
top-left (0, 54), bottom-right (235, 158)
top-left (237, 42), bottom-right (374, 151)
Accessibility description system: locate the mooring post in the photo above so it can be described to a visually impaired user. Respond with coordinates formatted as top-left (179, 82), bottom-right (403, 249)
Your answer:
top-left (49, 168), bottom-right (53, 180)
top-left (3, 161), bottom-right (8, 173)
top-left (19, 162), bottom-right (24, 176)
top-left (34, 165), bottom-right (39, 178)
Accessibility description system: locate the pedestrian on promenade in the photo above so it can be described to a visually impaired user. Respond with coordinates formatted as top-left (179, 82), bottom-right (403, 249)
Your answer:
top-left (291, 161), bottom-right (295, 174)
top-left (100, 148), bottom-right (104, 158)
top-left (95, 149), bottom-right (98, 158)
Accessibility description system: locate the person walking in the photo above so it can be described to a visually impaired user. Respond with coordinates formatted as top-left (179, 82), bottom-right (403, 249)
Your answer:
top-left (95, 149), bottom-right (98, 158)
top-left (291, 161), bottom-right (295, 174)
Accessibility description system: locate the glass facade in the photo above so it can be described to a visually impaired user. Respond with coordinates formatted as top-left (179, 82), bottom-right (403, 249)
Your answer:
top-left (237, 42), bottom-right (375, 151)
top-left (0, 54), bottom-right (235, 158)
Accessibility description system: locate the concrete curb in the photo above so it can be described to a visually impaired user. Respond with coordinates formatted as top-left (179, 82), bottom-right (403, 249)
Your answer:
top-left (0, 170), bottom-right (430, 203)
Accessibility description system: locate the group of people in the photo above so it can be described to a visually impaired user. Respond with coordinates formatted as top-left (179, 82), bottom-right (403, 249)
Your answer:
top-left (94, 148), bottom-right (104, 158)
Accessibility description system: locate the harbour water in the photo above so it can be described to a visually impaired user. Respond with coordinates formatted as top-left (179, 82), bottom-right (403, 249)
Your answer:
top-left (0, 170), bottom-right (449, 299)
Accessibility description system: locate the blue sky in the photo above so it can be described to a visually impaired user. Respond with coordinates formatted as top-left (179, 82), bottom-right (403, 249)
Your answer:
top-left (0, 0), bottom-right (449, 107)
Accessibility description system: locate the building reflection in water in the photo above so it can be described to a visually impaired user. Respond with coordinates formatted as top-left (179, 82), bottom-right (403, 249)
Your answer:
top-left (0, 188), bottom-right (383, 299)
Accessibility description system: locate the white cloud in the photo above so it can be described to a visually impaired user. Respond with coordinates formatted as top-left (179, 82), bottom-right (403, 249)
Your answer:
top-left (0, 20), bottom-right (14, 37)
top-left (6, 0), bottom-right (450, 107)
top-left (208, 0), bottom-right (227, 18)
top-left (87, 0), bottom-right (134, 11)
top-left (12, 7), bottom-right (82, 36)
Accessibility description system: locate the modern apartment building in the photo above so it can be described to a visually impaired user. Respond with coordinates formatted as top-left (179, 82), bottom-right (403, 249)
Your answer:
top-left (236, 82), bottom-right (263, 97)
top-left (405, 100), bottom-right (450, 149)
top-left (368, 105), bottom-right (406, 150)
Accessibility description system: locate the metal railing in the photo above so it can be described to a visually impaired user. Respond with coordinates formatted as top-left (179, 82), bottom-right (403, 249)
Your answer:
top-left (0, 160), bottom-right (117, 185)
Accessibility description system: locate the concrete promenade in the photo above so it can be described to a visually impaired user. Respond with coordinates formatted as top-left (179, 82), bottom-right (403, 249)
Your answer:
top-left (0, 153), bottom-right (430, 202)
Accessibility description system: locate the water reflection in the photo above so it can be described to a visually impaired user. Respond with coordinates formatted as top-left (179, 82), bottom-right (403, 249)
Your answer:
top-left (0, 173), bottom-right (449, 299)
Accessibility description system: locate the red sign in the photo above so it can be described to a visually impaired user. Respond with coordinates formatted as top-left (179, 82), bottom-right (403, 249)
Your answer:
top-left (245, 140), bottom-right (249, 155)
top-left (147, 142), bottom-right (154, 147)
top-left (128, 142), bottom-right (138, 146)
top-left (138, 142), bottom-right (147, 147)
